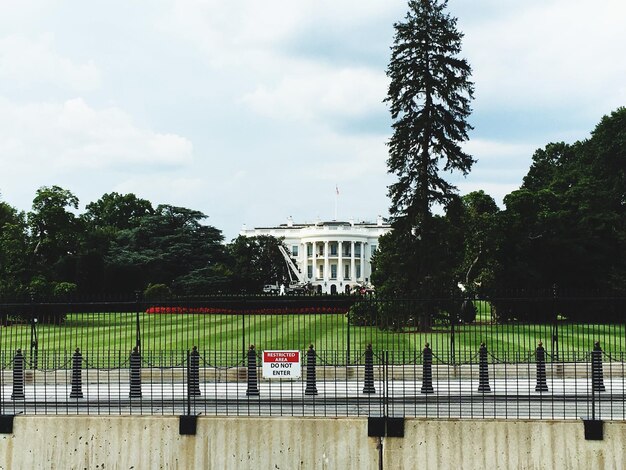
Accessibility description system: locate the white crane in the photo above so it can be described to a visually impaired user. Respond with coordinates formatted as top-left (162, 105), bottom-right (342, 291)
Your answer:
top-left (277, 245), bottom-right (310, 294)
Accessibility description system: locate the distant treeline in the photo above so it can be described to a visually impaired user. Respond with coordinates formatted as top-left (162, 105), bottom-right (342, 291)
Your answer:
top-left (371, 108), bottom-right (626, 321)
top-left (0, 189), bottom-right (293, 298)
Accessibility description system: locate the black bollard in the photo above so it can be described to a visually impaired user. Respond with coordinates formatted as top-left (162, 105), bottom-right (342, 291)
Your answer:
top-left (591, 341), bottom-right (605, 392)
top-left (305, 344), bottom-right (318, 396)
top-left (11, 349), bottom-right (25, 400)
top-left (246, 345), bottom-right (260, 397)
top-left (421, 343), bottom-right (434, 394)
top-left (362, 343), bottom-right (376, 394)
top-left (188, 346), bottom-right (201, 397)
top-left (129, 346), bottom-right (142, 398)
top-left (69, 348), bottom-right (84, 398)
top-left (477, 342), bottom-right (491, 393)
top-left (535, 341), bottom-right (548, 392)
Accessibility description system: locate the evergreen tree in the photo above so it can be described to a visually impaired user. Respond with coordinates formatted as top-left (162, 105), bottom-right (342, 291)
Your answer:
top-left (386, 0), bottom-right (474, 230)
top-left (375, 0), bottom-right (474, 300)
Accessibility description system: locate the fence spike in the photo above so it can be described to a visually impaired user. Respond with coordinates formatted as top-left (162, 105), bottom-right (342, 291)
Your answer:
top-left (535, 342), bottom-right (548, 392)
top-left (362, 344), bottom-right (376, 394)
top-left (592, 341), bottom-right (606, 392)
top-left (69, 348), bottom-right (84, 398)
top-left (477, 342), bottom-right (491, 393)
top-left (129, 346), bottom-right (142, 398)
top-left (305, 344), bottom-right (318, 396)
top-left (421, 343), bottom-right (434, 394)
top-left (246, 344), bottom-right (260, 396)
top-left (188, 346), bottom-right (201, 397)
top-left (11, 349), bottom-right (25, 400)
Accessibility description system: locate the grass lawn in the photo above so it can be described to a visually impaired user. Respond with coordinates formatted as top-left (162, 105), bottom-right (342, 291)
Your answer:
top-left (2, 311), bottom-right (625, 367)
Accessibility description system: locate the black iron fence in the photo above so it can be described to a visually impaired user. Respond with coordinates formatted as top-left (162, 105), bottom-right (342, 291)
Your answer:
top-left (0, 294), bottom-right (624, 419)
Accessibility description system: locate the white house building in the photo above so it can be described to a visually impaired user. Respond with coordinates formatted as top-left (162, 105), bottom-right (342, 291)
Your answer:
top-left (240, 217), bottom-right (392, 294)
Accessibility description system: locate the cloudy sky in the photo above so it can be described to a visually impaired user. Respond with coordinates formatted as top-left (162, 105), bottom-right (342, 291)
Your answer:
top-left (1, 0), bottom-right (624, 240)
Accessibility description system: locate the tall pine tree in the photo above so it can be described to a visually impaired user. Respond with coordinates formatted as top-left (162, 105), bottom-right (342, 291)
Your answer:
top-left (375, 0), bottom-right (474, 299)
top-left (386, 0), bottom-right (474, 230)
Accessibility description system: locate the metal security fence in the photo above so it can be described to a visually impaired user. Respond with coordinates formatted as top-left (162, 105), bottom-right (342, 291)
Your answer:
top-left (0, 294), bottom-right (624, 419)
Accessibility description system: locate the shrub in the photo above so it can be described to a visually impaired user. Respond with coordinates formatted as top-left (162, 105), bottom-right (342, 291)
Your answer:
top-left (144, 283), bottom-right (172, 300)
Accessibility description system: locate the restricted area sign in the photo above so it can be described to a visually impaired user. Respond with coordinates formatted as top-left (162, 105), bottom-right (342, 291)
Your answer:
top-left (262, 350), bottom-right (301, 379)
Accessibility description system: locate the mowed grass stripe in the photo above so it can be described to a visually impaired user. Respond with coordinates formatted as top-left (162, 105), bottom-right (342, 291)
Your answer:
top-left (1, 313), bottom-right (624, 367)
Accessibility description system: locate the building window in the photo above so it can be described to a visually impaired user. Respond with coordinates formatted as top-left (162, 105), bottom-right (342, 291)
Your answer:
top-left (356, 264), bottom-right (361, 279)
top-left (330, 264), bottom-right (337, 279)
top-left (344, 264), bottom-right (350, 280)
top-left (370, 244), bottom-right (377, 256)
top-left (355, 243), bottom-right (361, 257)
top-left (291, 245), bottom-right (299, 256)
top-left (307, 265), bottom-right (313, 279)
top-left (330, 243), bottom-right (338, 256)
top-left (318, 265), bottom-right (324, 279)
top-left (307, 244), bottom-right (312, 256)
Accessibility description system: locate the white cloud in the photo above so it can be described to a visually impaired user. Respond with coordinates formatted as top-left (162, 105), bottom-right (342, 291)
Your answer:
top-left (463, 138), bottom-right (536, 161)
top-left (0, 97), bottom-right (193, 175)
top-left (0, 34), bottom-right (101, 92)
top-left (464, 0), bottom-right (626, 113)
top-left (241, 64), bottom-right (388, 122)
top-left (113, 175), bottom-right (206, 208)
top-left (158, 0), bottom-right (400, 64)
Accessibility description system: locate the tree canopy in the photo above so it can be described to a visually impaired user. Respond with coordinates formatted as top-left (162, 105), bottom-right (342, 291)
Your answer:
top-left (374, 0), bottom-right (474, 300)
top-left (0, 189), bottom-right (292, 298)
top-left (385, 0), bottom-right (474, 229)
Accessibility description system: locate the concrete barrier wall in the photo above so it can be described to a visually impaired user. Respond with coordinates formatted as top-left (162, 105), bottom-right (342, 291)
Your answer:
top-left (0, 416), bottom-right (624, 469)
top-left (386, 419), bottom-right (626, 470)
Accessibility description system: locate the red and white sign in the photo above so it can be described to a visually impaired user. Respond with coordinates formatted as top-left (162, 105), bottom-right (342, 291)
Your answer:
top-left (262, 350), bottom-right (301, 379)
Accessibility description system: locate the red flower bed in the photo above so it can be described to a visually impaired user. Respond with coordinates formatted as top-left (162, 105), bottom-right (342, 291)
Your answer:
top-left (146, 306), bottom-right (348, 315)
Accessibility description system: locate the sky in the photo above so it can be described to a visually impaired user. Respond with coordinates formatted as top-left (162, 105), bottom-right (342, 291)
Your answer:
top-left (0, 0), bottom-right (625, 241)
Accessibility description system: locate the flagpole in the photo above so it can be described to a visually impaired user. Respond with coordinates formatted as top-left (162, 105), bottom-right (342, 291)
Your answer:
top-left (335, 185), bottom-right (339, 220)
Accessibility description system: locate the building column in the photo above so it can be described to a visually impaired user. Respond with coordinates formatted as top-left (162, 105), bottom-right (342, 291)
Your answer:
top-left (351, 241), bottom-right (356, 284)
top-left (301, 242), bottom-right (306, 281)
top-left (312, 242), bottom-right (317, 280)
top-left (360, 242), bottom-right (365, 281)
top-left (324, 241), bottom-right (329, 284)
top-left (338, 241), bottom-right (343, 284)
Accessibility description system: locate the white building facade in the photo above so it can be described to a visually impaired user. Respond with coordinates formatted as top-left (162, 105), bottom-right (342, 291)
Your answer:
top-left (240, 217), bottom-right (391, 294)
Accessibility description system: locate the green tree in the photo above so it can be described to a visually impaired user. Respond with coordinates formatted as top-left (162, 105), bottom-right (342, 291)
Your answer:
top-left (374, 0), bottom-right (474, 301)
top-left (490, 108), bottom-right (626, 321)
top-left (458, 191), bottom-right (500, 292)
top-left (82, 192), bottom-right (153, 230)
top-left (106, 205), bottom-right (228, 294)
top-left (28, 186), bottom-right (83, 288)
top-left (385, 0), bottom-right (474, 229)
top-left (0, 199), bottom-right (30, 296)
top-left (227, 235), bottom-right (291, 293)
top-left (76, 192), bottom-right (154, 294)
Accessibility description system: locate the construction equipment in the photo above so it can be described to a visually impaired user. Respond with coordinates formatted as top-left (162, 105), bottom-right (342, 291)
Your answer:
top-left (277, 245), bottom-right (311, 294)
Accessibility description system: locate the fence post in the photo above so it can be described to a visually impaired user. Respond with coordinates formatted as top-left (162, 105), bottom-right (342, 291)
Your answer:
top-left (129, 346), bottom-right (142, 398)
top-left (362, 343), bottom-right (376, 394)
top-left (246, 344), bottom-right (260, 396)
top-left (591, 341), bottom-right (605, 392)
top-left (551, 284), bottom-right (559, 361)
top-left (69, 348), bottom-right (84, 398)
top-left (188, 346), bottom-right (201, 397)
top-left (421, 343), bottom-right (434, 394)
top-left (11, 349), bottom-right (25, 400)
top-left (535, 341), bottom-right (549, 392)
top-left (477, 342), bottom-right (491, 393)
top-left (305, 344), bottom-right (318, 396)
